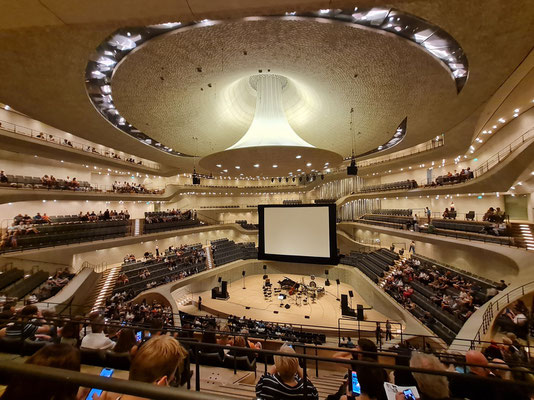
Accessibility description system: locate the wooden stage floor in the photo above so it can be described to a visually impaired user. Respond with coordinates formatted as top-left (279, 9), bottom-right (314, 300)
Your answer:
top-left (189, 274), bottom-right (388, 330)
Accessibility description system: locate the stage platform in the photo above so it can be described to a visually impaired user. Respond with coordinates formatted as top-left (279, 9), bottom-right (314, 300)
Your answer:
top-left (188, 274), bottom-right (389, 332)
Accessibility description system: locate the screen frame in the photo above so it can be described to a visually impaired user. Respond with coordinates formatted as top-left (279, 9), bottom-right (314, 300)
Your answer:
top-left (258, 204), bottom-right (338, 265)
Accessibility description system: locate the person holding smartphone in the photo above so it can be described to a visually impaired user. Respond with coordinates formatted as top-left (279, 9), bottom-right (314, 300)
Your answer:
top-left (340, 366), bottom-right (387, 400)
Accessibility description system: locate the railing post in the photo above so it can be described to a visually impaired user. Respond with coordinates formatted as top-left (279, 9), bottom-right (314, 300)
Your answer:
top-left (195, 346), bottom-right (200, 391)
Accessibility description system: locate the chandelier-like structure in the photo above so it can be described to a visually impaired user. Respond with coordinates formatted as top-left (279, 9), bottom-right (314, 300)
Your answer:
top-left (200, 74), bottom-right (342, 177)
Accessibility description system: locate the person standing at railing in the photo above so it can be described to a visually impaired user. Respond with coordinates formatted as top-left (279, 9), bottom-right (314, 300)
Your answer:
top-left (425, 207), bottom-right (431, 224)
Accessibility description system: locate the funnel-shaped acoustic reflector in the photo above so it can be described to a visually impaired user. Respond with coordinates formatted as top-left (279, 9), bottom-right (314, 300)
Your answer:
top-left (200, 74), bottom-right (342, 177)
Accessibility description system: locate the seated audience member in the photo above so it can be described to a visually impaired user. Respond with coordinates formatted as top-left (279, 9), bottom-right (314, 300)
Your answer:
top-left (405, 352), bottom-right (450, 400)
top-left (59, 319), bottom-right (81, 347)
top-left (340, 364), bottom-right (387, 400)
top-left (112, 328), bottom-right (138, 357)
top-left (100, 335), bottom-right (189, 400)
top-left (229, 335), bottom-right (257, 363)
top-left (0, 343), bottom-right (81, 400)
top-left (256, 344), bottom-right (318, 400)
top-left (80, 316), bottom-right (115, 350)
top-left (442, 208), bottom-right (449, 219)
top-left (0, 304), bottom-right (51, 340)
top-left (334, 337), bottom-right (379, 362)
top-left (449, 350), bottom-right (497, 400)
top-left (0, 170), bottom-right (8, 183)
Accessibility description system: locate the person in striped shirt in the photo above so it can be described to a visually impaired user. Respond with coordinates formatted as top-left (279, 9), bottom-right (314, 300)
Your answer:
top-left (256, 343), bottom-right (319, 400)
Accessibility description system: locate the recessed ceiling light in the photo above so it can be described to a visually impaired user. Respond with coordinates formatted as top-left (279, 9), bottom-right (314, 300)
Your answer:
top-left (492, 125), bottom-right (497, 129)
top-left (306, 162), bottom-right (312, 167)
top-left (272, 164), bottom-right (278, 168)
top-left (296, 155), bottom-right (302, 159)
top-left (514, 108), bottom-right (519, 113)
top-left (253, 164), bottom-right (259, 168)
top-left (216, 164), bottom-right (222, 168)
top-left (498, 118), bottom-right (505, 123)
top-left (513, 113), bottom-right (519, 117)
top-left (235, 166), bottom-right (240, 169)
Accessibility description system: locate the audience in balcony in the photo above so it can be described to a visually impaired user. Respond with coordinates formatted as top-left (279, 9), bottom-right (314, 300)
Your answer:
top-left (431, 168), bottom-right (474, 186)
top-left (0, 305), bottom-right (51, 340)
top-left (145, 209), bottom-right (193, 223)
top-left (0, 170), bottom-right (8, 183)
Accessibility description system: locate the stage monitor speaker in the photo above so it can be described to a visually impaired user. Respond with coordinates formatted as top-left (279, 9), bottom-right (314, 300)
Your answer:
top-left (305, 315), bottom-right (310, 319)
top-left (274, 311), bottom-right (279, 314)
top-left (211, 287), bottom-right (218, 299)
top-left (325, 270), bottom-right (329, 276)
top-left (218, 277), bottom-right (222, 283)
top-left (336, 279), bottom-right (340, 285)
top-left (349, 290), bottom-right (354, 298)
top-left (221, 281), bottom-right (228, 297)
top-left (357, 304), bottom-right (364, 321)
top-left (245, 306), bottom-right (251, 310)
top-left (284, 304), bottom-right (291, 309)
top-left (325, 279), bottom-right (330, 286)
top-left (192, 176), bottom-right (201, 185)
top-left (341, 294), bottom-right (356, 317)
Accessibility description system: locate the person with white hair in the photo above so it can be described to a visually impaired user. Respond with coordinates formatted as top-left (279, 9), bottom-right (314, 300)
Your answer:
top-left (406, 352), bottom-right (450, 400)
top-left (256, 343), bottom-right (318, 400)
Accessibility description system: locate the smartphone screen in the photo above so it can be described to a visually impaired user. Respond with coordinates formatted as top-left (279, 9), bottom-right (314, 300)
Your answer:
top-left (403, 389), bottom-right (416, 400)
top-left (135, 331), bottom-right (142, 342)
top-left (86, 368), bottom-right (114, 400)
top-left (146, 332), bottom-right (151, 338)
top-left (350, 370), bottom-right (361, 396)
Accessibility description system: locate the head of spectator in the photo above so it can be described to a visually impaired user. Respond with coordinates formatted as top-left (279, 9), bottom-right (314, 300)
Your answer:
top-left (148, 318), bottom-right (163, 337)
top-left (0, 343), bottom-right (81, 400)
top-left (274, 343), bottom-right (300, 381)
top-left (410, 352), bottom-right (450, 399)
top-left (129, 335), bottom-right (188, 387)
top-left (90, 315), bottom-right (106, 334)
top-left (354, 364), bottom-right (387, 400)
top-left (60, 320), bottom-right (81, 346)
top-left (113, 328), bottom-right (138, 354)
top-left (357, 338), bottom-right (378, 361)
top-left (489, 358), bottom-right (510, 380)
top-left (465, 350), bottom-right (490, 377)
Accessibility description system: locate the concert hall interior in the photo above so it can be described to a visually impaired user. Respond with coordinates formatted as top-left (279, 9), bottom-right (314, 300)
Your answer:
top-left (1, 1), bottom-right (534, 399)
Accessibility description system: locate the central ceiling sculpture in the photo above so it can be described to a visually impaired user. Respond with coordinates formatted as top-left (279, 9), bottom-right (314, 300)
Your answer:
top-left (200, 74), bottom-right (342, 177)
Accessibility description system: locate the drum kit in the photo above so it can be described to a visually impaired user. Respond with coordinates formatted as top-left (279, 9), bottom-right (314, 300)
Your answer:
top-left (275, 275), bottom-right (325, 306)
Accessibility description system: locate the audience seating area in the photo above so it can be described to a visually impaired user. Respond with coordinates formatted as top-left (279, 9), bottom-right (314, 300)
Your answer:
top-left (360, 214), bottom-right (413, 230)
top-left (372, 209), bottom-right (412, 216)
top-left (211, 238), bottom-right (258, 266)
top-left (5, 270), bottom-right (49, 300)
top-left (424, 219), bottom-right (514, 245)
top-left (1, 218), bottom-right (130, 253)
top-left (360, 180), bottom-right (418, 193)
top-left (0, 174), bottom-right (92, 191)
top-left (340, 248), bottom-right (398, 283)
top-left (114, 244), bottom-right (206, 299)
top-left (282, 200), bottom-right (302, 205)
top-left (235, 220), bottom-right (259, 230)
top-left (143, 211), bottom-right (200, 234)
top-left (0, 269), bottom-right (24, 291)
top-left (314, 199), bottom-right (337, 204)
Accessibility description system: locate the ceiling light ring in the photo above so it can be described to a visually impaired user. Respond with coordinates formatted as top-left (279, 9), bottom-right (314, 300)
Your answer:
top-left (85, 8), bottom-right (467, 157)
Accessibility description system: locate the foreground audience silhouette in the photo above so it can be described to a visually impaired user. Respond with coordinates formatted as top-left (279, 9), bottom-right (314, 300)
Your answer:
top-left (0, 343), bottom-right (81, 400)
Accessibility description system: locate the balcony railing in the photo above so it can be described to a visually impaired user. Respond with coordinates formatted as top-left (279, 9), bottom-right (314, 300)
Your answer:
top-left (0, 118), bottom-right (160, 170)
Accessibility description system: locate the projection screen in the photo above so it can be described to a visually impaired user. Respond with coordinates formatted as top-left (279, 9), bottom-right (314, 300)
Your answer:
top-left (258, 204), bottom-right (338, 264)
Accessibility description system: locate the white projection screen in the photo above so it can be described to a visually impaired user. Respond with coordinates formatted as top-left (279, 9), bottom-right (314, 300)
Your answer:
top-left (258, 204), bottom-right (338, 264)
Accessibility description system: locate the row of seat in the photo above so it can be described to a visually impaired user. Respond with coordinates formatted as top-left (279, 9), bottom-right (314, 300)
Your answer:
top-left (143, 219), bottom-right (200, 234)
top-left (6, 270), bottom-right (49, 299)
top-left (11, 226), bottom-right (129, 251)
top-left (361, 214), bottom-right (413, 227)
top-left (372, 209), bottom-right (412, 216)
top-left (1, 175), bottom-right (92, 190)
top-left (212, 239), bottom-right (257, 266)
top-left (340, 248), bottom-right (398, 284)
top-left (360, 180), bottom-right (418, 193)
top-left (0, 269), bottom-right (24, 291)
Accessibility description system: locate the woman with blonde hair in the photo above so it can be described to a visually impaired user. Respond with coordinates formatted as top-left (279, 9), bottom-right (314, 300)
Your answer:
top-left (256, 344), bottom-right (318, 400)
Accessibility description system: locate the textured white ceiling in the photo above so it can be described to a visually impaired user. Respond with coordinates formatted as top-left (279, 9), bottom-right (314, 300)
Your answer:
top-left (112, 18), bottom-right (458, 157)
top-left (0, 0), bottom-right (532, 172)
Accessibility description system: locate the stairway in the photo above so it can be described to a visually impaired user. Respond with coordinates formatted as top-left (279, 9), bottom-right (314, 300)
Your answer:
top-left (84, 265), bottom-right (121, 314)
top-left (510, 223), bottom-right (534, 250)
top-left (205, 245), bottom-right (214, 269)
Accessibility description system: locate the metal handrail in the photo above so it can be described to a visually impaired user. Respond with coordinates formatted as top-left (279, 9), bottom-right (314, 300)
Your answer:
top-left (473, 127), bottom-right (534, 178)
top-left (0, 118), bottom-right (160, 170)
top-left (474, 280), bottom-right (534, 343)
